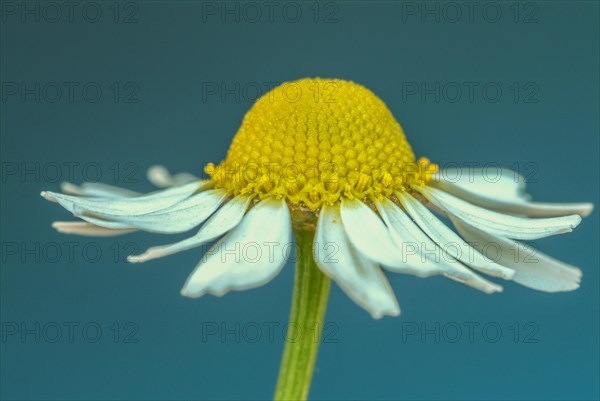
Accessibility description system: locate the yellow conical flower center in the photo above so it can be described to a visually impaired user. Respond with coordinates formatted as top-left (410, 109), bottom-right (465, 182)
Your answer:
top-left (206, 78), bottom-right (437, 210)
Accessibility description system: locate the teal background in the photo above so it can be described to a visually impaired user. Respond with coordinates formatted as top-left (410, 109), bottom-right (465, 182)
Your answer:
top-left (1, 1), bottom-right (599, 400)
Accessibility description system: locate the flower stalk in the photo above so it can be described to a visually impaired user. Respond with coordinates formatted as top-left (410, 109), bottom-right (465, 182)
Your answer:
top-left (274, 228), bottom-right (331, 401)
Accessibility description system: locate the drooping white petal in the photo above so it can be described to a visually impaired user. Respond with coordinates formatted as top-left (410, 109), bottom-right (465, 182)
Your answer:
top-left (41, 181), bottom-right (205, 217)
top-left (398, 192), bottom-right (515, 279)
top-left (452, 218), bottom-right (582, 292)
top-left (340, 198), bottom-right (404, 268)
top-left (71, 215), bottom-right (132, 230)
top-left (505, 201), bottom-right (593, 217)
top-left (52, 221), bottom-right (136, 237)
top-left (373, 197), bottom-right (501, 293)
top-left (414, 185), bottom-right (582, 240)
top-left (128, 195), bottom-right (252, 262)
top-left (434, 168), bottom-right (530, 202)
top-left (60, 182), bottom-right (140, 198)
top-left (441, 266), bottom-right (503, 294)
top-left (76, 189), bottom-right (230, 234)
top-left (433, 179), bottom-right (593, 217)
top-left (374, 198), bottom-right (447, 277)
top-left (181, 198), bottom-right (291, 298)
top-left (314, 203), bottom-right (400, 319)
top-left (374, 198), bottom-right (473, 279)
top-left (147, 165), bottom-right (199, 188)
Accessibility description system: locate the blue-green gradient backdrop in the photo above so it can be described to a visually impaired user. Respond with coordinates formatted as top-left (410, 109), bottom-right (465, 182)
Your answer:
top-left (1, 1), bottom-right (598, 400)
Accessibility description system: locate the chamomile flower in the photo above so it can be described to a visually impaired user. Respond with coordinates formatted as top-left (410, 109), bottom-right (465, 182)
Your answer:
top-left (42, 78), bottom-right (592, 318)
top-left (42, 78), bottom-right (593, 400)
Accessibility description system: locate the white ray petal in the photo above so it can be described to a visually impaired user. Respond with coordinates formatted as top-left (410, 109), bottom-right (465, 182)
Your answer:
top-left (433, 180), bottom-right (593, 217)
top-left (41, 181), bottom-right (205, 217)
top-left (374, 198), bottom-right (445, 277)
top-left (128, 195), bottom-right (252, 262)
top-left (181, 198), bottom-right (291, 298)
top-left (452, 219), bottom-right (582, 292)
top-left (441, 266), bottom-right (504, 294)
top-left (72, 215), bottom-right (132, 230)
top-left (52, 221), bottom-right (136, 237)
top-left (375, 198), bottom-right (467, 278)
top-left (77, 189), bottom-right (230, 234)
top-left (60, 182), bottom-right (140, 198)
top-left (340, 198), bottom-right (404, 268)
top-left (147, 165), bottom-right (200, 188)
top-left (375, 198), bottom-right (501, 293)
top-left (399, 192), bottom-right (515, 279)
top-left (414, 185), bottom-right (581, 240)
top-left (315, 203), bottom-right (400, 319)
top-left (434, 168), bottom-right (530, 202)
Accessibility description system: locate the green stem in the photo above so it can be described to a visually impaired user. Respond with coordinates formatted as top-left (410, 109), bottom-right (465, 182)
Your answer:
top-left (274, 229), bottom-right (331, 401)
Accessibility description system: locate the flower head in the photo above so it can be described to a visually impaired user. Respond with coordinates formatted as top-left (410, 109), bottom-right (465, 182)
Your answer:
top-left (207, 78), bottom-right (435, 210)
top-left (42, 78), bottom-right (593, 319)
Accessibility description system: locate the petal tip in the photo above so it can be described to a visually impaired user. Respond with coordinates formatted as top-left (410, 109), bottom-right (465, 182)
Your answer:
top-left (370, 309), bottom-right (400, 320)
top-left (502, 267), bottom-right (516, 281)
top-left (489, 284), bottom-right (503, 294)
top-left (147, 165), bottom-right (169, 184)
top-left (126, 255), bottom-right (142, 263)
top-left (60, 182), bottom-right (78, 195)
top-left (581, 203), bottom-right (594, 217)
top-left (180, 286), bottom-right (203, 298)
top-left (51, 221), bottom-right (68, 233)
top-left (562, 281), bottom-right (581, 292)
top-left (370, 301), bottom-right (401, 319)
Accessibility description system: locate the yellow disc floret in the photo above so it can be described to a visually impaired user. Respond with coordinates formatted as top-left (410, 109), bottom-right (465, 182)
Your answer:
top-left (206, 78), bottom-right (437, 210)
